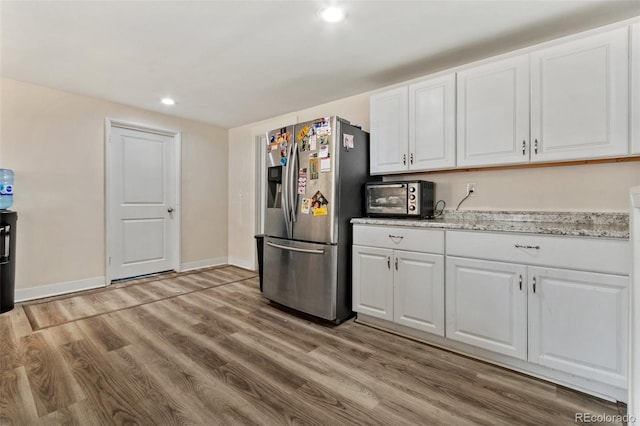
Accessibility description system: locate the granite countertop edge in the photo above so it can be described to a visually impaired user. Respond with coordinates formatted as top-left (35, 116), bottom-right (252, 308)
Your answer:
top-left (350, 211), bottom-right (629, 240)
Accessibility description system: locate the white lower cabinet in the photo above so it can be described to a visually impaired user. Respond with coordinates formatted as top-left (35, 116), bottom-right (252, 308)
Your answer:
top-left (446, 257), bottom-right (527, 360)
top-left (446, 230), bottom-right (629, 389)
top-left (393, 250), bottom-right (444, 334)
top-left (353, 225), bottom-right (630, 398)
top-left (528, 266), bottom-right (628, 388)
top-left (352, 245), bottom-right (394, 321)
top-left (352, 225), bottom-right (445, 336)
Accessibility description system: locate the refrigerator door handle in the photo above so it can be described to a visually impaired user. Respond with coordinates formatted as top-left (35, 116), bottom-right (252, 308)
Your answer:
top-left (281, 145), bottom-right (291, 237)
top-left (289, 142), bottom-right (298, 224)
top-left (266, 241), bottom-right (325, 255)
top-left (0, 225), bottom-right (9, 264)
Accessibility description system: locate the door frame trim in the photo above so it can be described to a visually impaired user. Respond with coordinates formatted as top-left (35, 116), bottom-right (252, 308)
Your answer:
top-left (104, 118), bottom-right (182, 284)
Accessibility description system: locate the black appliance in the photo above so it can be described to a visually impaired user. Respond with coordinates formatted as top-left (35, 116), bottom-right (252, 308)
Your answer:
top-left (0, 210), bottom-right (17, 313)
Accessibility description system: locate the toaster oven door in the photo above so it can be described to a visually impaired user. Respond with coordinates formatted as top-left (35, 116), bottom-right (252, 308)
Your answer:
top-left (366, 184), bottom-right (408, 215)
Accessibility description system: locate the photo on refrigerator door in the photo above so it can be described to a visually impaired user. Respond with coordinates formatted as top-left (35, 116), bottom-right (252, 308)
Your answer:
top-left (311, 191), bottom-right (328, 216)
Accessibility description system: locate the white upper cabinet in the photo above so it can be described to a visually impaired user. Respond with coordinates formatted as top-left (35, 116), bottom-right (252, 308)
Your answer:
top-left (632, 23), bottom-right (640, 154)
top-left (530, 27), bottom-right (629, 162)
top-left (371, 23), bottom-right (636, 173)
top-left (409, 74), bottom-right (456, 170)
top-left (370, 74), bottom-right (456, 174)
top-left (370, 86), bottom-right (409, 174)
top-left (456, 54), bottom-right (530, 167)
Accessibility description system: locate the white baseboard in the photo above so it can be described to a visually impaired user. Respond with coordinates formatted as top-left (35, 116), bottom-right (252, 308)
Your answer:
top-left (180, 257), bottom-right (228, 272)
top-left (15, 276), bottom-right (106, 303)
top-left (228, 257), bottom-right (257, 271)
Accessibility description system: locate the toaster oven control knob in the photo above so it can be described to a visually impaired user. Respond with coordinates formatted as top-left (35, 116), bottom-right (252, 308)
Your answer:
top-left (409, 205), bottom-right (416, 211)
top-left (409, 194), bottom-right (416, 201)
top-left (409, 187), bottom-right (416, 193)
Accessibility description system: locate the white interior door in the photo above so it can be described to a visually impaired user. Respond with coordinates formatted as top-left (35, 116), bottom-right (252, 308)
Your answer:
top-left (108, 124), bottom-right (178, 281)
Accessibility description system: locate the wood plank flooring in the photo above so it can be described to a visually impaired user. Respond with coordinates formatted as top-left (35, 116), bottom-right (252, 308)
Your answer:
top-left (0, 265), bottom-right (627, 425)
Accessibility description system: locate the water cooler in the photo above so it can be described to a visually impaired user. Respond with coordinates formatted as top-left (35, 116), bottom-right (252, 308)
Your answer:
top-left (0, 210), bottom-right (16, 313)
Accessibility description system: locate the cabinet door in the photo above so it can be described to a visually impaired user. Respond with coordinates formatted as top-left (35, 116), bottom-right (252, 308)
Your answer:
top-left (457, 54), bottom-right (530, 167)
top-left (370, 87), bottom-right (409, 175)
top-left (393, 251), bottom-right (445, 336)
top-left (632, 23), bottom-right (640, 155)
top-left (408, 74), bottom-right (456, 171)
top-left (531, 27), bottom-right (629, 162)
top-left (528, 266), bottom-right (628, 388)
top-left (446, 257), bottom-right (528, 360)
top-left (352, 245), bottom-right (394, 321)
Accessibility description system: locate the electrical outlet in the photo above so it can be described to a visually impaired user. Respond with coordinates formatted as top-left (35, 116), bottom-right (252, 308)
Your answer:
top-left (466, 183), bottom-right (477, 196)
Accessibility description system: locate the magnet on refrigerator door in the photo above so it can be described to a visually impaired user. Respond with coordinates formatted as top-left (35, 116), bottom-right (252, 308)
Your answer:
top-left (301, 198), bottom-right (311, 214)
top-left (309, 154), bottom-right (318, 180)
top-left (297, 126), bottom-right (311, 142)
top-left (314, 117), bottom-right (331, 136)
top-left (298, 168), bottom-right (307, 194)
top-left (343, 134), bottom-right (354, 149)
top-left (310, 190), bottom-right (329, 216)
top-left (320, 157), bottom-right (331, 172)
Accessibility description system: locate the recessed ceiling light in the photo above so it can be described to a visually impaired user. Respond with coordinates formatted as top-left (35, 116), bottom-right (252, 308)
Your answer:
top-left (161, 98), bottom-right (176, 106)
top-left (321, 6), bottom-right (345, 23)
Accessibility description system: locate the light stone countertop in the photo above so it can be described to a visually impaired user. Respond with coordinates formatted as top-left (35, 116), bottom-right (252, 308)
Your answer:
top-left (351, 210), bottom-right (629, 239)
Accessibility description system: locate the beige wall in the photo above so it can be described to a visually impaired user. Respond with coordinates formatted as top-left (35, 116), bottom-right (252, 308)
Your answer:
top-left (0, 79), bottom-right (228, 291)
top-left (228, 93), bottom-right (640, 270)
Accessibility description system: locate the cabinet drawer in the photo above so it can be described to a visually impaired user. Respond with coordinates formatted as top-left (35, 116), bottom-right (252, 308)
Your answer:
top-left (353, 225), bottom-right (444, 254)
top-left (446, 230), bottom-right (629, 275)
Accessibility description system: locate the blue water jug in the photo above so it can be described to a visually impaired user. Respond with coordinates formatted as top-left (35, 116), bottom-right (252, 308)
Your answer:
top-left (0, 169), bottom-right (14, 210)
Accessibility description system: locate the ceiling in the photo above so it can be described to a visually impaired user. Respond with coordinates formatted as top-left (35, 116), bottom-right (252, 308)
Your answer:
top-left (2, 1), bottom-right (639, 129)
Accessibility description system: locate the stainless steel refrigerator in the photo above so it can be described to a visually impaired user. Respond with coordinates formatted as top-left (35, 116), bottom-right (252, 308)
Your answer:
top-left (262, 117), bottom-right (370, 323)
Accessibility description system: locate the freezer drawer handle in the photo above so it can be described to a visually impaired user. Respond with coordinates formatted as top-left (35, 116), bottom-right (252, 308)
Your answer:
top-left (0, 225), bottom-right (10, 264)
top-left (266, 241), bottom-right (325, 255)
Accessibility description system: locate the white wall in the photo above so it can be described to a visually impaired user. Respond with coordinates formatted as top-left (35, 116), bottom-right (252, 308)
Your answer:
top-left (0, 79), bottom-right (229, 294)
top-left (228, 93), bottom-right (640, 271)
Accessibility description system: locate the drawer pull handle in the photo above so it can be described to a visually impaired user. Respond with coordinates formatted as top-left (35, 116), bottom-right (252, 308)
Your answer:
top-left (515, 244), bottom-right (540, 250)
top-left (388, 234), bottom-right (404, 241)
top-left (387, 256), bottom-right (391, 269)
top-left (532, 276), bottom-right (537, 293)
top-left (395, 257), bottom-right (398, 271)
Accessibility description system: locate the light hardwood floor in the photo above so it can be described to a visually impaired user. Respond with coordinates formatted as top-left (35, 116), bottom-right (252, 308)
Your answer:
top-left (0, 266), bottom-right (627, 425)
